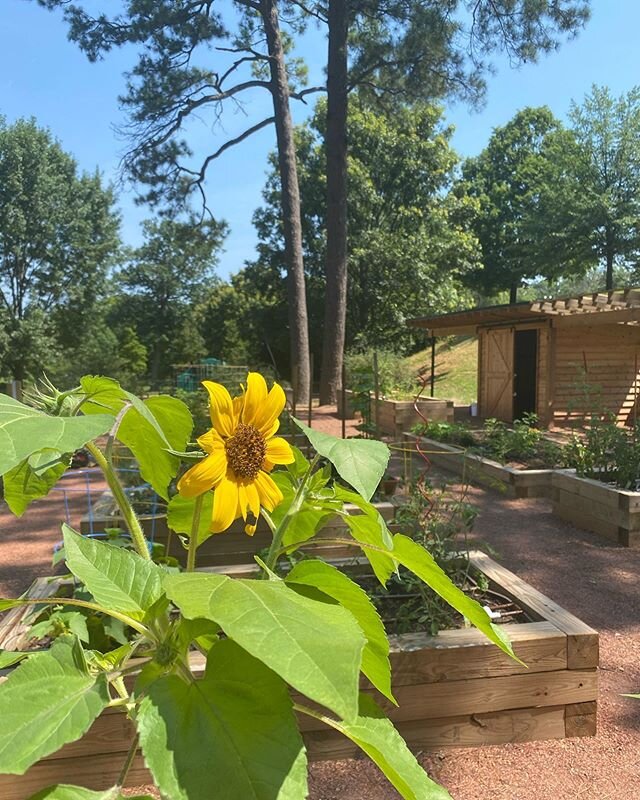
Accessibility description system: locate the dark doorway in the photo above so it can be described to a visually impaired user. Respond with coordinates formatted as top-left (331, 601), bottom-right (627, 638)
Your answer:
top-left (513, 329), bottom-right (538, 420)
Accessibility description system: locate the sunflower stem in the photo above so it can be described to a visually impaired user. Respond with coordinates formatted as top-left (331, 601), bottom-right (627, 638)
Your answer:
top-left (86, 441), bottom-right (151, 561)
top-left (264, 454), bottom-right (320, 572)
top-left (186, 493), bottom-right (205, 572)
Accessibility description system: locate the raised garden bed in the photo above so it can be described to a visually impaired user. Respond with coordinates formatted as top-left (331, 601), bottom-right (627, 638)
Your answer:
top-left (81, 495), bottom-right (397, 567)
top-left (552, 469), bottom-right (640, 547)
top-left (338, 390), bottom-right (454, 436)
top-left (0, 551), bottom-right (598, 797)
top-left (404, 432), bottom-right (554, 499)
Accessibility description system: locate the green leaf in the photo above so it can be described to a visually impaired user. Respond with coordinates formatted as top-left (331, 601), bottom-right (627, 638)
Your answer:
top-left (293, 418), bottom-right (389, 501)
top-left (342, 513), bottom-right (396, 585)
top-left (0, 637), bottom-right (110, 774)
top-left (0, 649), bottom-right (28, 669)
top-left (3, 456), bottom-right (67, 516)
top-left (0, 393), bottom-right (112, 476)
top-left (334, 484), bottom-right (394, 547)
top-left (62, 524), bottom-right (164, 619)
top-left (164, 572), bottom-right (365, 721)
top-left (390, 535), bottom-right (519, 662)
top-left (270, 472), bottom-right (334, 548)
top-left (78, 376), bottom-right (193, 500)
top-left (308, 693), bottom-right (451, 800)
top-left (137, 639), bottom-right (307, 800)
top-left (167, 492), bottom-right (214, 546)
top-left (27, 786), bottom-right (153, 800)
top-left (286, 560), bottom-right (395, 703)
top-left (286, 445), bottom-right (310, 478)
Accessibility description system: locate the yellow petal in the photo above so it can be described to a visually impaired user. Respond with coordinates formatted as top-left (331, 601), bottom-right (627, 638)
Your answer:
top-left (211, 472), bottom-right (241, 533)
top-left (264, 437), bottom-right (294, 467)
top-left (203, 381), bottom-right (236, 438)
top-left (254, 470), bottom-right (284, 513)
top-left (238, 480), bottom-right (260, 536)
top-left (196, 428), bottom-right (224, 454)
top-left (242, 372), bottom-right (269, 427)
top-left (177, 451), bottom-right (226, 498)
top-left (255, 382), bottom-right (287, 437)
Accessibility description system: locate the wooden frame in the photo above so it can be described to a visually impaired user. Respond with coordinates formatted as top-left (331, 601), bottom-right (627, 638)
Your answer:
top-left (80, 500), bottom-right (397, 567)
top-left (337, 390), bottom-right (454, 435)
top-left (552, 470), bottom-right (640, 547)
top-left (0, 553), bottom-right (598, 797)
top-left (404, 433), bottom-right (554, 499)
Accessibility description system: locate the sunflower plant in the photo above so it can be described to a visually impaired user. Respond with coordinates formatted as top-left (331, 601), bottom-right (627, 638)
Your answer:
top-left (0, 373), bottom-right (519, 800)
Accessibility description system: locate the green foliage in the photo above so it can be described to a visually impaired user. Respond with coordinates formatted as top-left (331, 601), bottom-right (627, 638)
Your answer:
top-left (0, 117), bottom-right (120, 381)
top-left (413, 415), bottom-right (565, 469)
top-left (294, 417), bottom-right (389, 501)
top-left (0, 374), bottom-right (527, 798)
top-left (62, 525), bottom-right (164, 619)
top-left (115, 217), bottom-right (227, 382)
top-left (0, 393), bottom-right (112, 475)
top-left (456, 107), bottom-right (576, 299)
top-left (137, 639), bottom-right (307, 800)
top-left (78, 376), bottom-right (192, 499)
top-left (28, 788), bottom-right (153, 800)
top-left (252, 98), bottom-right (477, 361)
top-left (563, 415), bottom-right (640, 489)
top-left (287, 559), bottom-right (394, 703)
top-left (0, 637), bottom-right (110, 774)
top-left (313, 693), bottom-right (451, 800)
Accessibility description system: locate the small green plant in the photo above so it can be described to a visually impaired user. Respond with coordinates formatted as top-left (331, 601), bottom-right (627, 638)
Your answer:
top-left (371, 480), bottom-right (479, 636)
top-left (563, 414), bottom-right (640, 489)
top-left (413, 415), bottom-right (564, 469)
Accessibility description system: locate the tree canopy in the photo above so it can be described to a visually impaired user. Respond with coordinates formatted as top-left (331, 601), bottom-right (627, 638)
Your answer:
top-left (247, 97), bottom-right (478, 360)
top-left (0, 117), bottom-right (120, 382)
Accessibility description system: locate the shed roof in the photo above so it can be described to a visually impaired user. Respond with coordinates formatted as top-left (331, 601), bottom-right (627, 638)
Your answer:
top-left (408, 288), bottom-right (640, 336)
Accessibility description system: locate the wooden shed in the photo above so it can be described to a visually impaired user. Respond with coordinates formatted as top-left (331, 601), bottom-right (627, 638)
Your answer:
top-left (409, 288), bottom-right (640, 428)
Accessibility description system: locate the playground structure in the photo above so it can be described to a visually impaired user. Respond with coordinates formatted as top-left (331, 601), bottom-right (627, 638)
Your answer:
top-left (173, 359), bottom-right (250, 392)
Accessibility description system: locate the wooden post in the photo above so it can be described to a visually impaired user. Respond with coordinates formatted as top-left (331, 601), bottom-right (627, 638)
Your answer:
top-left (430, 336), bottom-right (436, 397)
top-left (341, 363), bottom-right (346, 439)
top-left (373, 350), bottom-right (380, 438)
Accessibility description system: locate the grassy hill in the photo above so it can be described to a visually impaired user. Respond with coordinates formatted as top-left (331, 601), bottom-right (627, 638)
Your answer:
top-left (403, 336), bottom-right (478, 404)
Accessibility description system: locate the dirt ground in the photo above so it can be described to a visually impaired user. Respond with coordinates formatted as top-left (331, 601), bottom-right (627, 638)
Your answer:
top-left (2, 406), bottom-right (640, 799)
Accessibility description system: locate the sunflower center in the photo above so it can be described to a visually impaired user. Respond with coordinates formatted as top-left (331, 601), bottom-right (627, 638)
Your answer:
top-left (225, 423), bottom-right (267, 479)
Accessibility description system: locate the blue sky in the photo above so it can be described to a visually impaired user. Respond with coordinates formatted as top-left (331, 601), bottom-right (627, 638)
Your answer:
top-left (1, 1), bottom-right (639, 278)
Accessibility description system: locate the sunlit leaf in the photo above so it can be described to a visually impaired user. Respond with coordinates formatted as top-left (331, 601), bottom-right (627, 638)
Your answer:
top-left (137, 639), bottom-right (307, 800)
top-left (164, 572), bottom-right (365, 721)
top-left (293, 418), bottom-right (389, 500)
top-left (62, 524), bottom-right (163, 619)
top-left (287, 559), bottom-right (395, 703)
top-left (0, 393), bottom-right (112, 476)
top-left (303, 693), bottom-right (451, 800)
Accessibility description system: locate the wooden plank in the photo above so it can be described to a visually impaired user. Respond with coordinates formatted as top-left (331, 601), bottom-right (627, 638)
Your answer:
top-left (0, 751), bottom-right (152, 800)
top-left (304, 706), bottom-right (568, 760)
top-left (468, 551), bottom-right (599, 669)
top-left (564, 701), bottom-right (597, 737)
top-left (553, 502), bottom-right (622, 544)
top-left (296, 670), bottom-right (597, 728)
top-left (388, 622), bottom-right (567, 683)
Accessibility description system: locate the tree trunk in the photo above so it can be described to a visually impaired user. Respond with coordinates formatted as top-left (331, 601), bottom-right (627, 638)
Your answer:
top-left (319, 0), bottom-right (348, 405)
top-left (261, 0), bottom-right (310, 405)
top-left (605, 226), bottom-right (614, 290)
top-left (509, 282), bottom-right (518, 304)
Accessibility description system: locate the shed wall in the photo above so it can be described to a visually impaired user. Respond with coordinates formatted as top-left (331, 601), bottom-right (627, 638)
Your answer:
top-left (551, 325), bottom-right (640, 427)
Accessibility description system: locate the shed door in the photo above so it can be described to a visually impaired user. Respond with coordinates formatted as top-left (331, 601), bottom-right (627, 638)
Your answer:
top-left (485, 328), bottom-right (514, 421)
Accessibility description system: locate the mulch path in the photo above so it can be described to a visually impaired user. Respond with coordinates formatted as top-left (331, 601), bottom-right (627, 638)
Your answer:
top-left (2, 405), bottom-right (640, 798)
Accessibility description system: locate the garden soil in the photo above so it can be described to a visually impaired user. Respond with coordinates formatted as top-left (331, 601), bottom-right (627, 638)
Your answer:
top-left (1, 407), bottom-right (639, 799)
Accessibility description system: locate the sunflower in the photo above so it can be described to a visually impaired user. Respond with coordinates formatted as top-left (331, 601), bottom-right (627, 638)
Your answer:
top-left (177, 373), bottom-right (294, 535)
